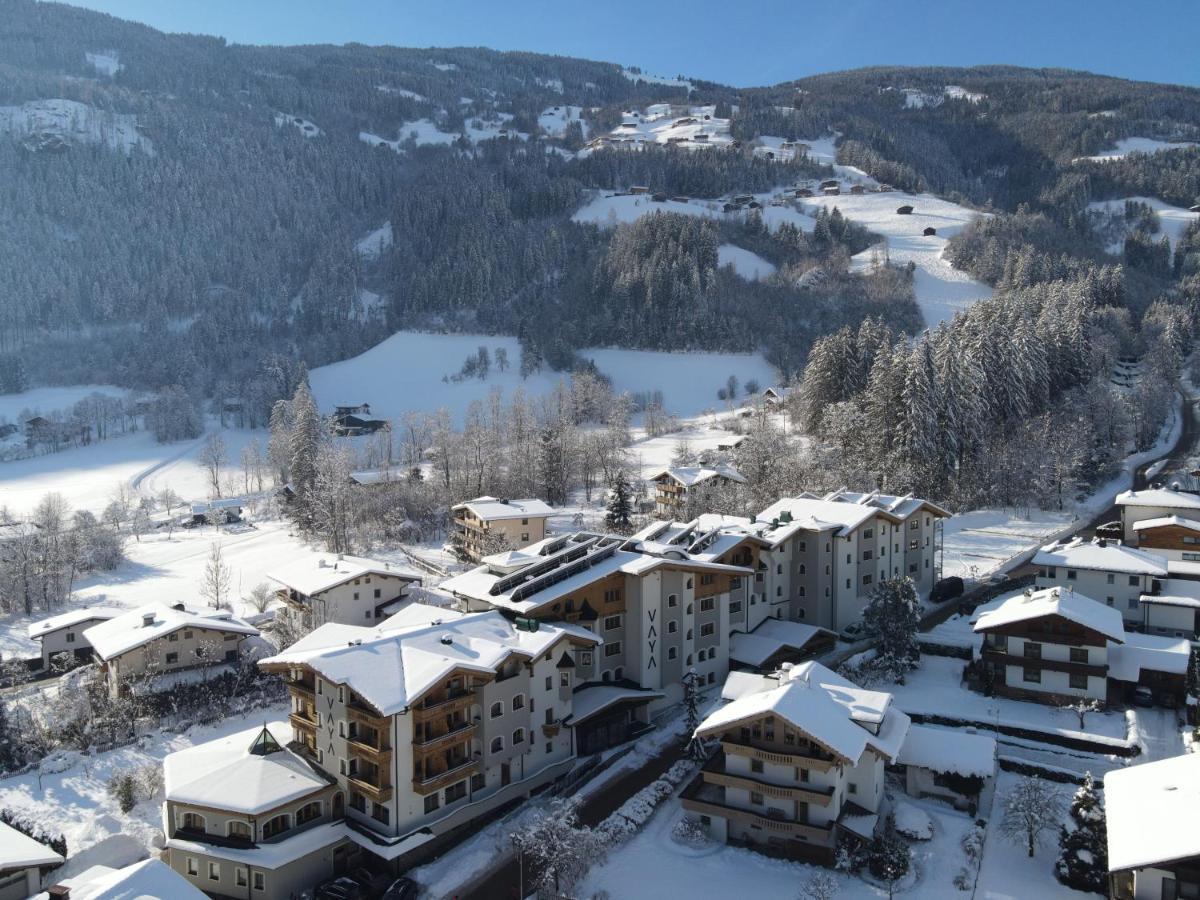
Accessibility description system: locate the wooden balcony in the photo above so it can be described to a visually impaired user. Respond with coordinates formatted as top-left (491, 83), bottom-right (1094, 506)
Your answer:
top-left (347, 737), bottom-right (393, 765)
top-left (541, 722), bottom-right (561, 738)
top-left (289, 710), bottom-right (317, 733)
top-left (701, 756), bottom-right (835, 807)
top-left (412, 690), bottom-right (475, 723)
top-left (411, 759), bottom-right (479, 796)
top-left (680, 793), bottom-right (835, 847)
top-left (347, 703), bottom-right (390, 729)
top-left (412, 722), bottom-right (475, 758)
top-left (721, 741), bottom-right (837, 773)
top-left (980, 647), bottom-right (1107, 678)
top-left (347, 775), bottom-right (393, 804)
top-left (287, 682), bottom-right (315, 705)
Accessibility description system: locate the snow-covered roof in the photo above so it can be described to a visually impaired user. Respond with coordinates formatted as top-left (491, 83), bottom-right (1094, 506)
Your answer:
top-left (164, 723), bottom-right (329, 815)
top-left (27, 606), bottom-right (120, 640)
top-left (752, 490), bottom-right (948, 541)
top-left (565, 685), bottom-right (665, 725)
top-left (1116, 487), bottom-right (1200, 511)
top-left (651, 465), bottom-right (746, 487)
top-left (1032, 537), bottom-right (1168, 576)
top-left (0, 820), bottom-right (63, 871)
top-left (1107, 633), bottom-right (1191, 682)
top-left (1167, 559), bottom-right (1200, 579)
top-left (897, 724), bottom-right (996, 778)
top-left (1106, 752), bottom-right (1200, 871)
top-left (1141, 577), bottom-right (1200, 608)
top-left (697, 661), bottom-right (910, 764)
top-left (47, 859), bottom-right (207, 900)
top-left (348, 469), bottom-right (393, 486)
top-left (260, 604), bottom-right (598, 716)
top-left (451, 496), bottom-right (554, 521)
top-left (974, 586), bottom-right (1126, 642)
top-left (729, 619), bottom-right (834, 668)
top-left (83, 604), bottom-right (259, 661)
top-left (267, 554), bottom-right (421, 596)
top-left (189, 497), bottom-right (244, 515)
top-left (1131, 514), bottom-right (1200, 532)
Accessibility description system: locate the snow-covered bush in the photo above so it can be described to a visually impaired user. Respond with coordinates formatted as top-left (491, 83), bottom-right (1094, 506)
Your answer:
top-left (893, 802), bottom-right (933, 840)
top-left (670, 815), bottom-right (709, 847)
top-left (866, 830), bottom-right (911, 882)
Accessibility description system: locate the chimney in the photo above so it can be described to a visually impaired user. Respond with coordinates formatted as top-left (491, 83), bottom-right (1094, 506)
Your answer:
top-left (1097, 538), bottom-right (1107, 548)
top-left (47, 887), bottom-right (70, 900)
top-left (142, 612), bottom-right (155, 627)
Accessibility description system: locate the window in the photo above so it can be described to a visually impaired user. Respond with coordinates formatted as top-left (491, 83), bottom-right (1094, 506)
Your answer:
top-left (228, 820), bottom-right (251, 840)
top-left (707, 672), bottom-right (715, 684)
top-left (445, 781), bottom-right (467, 804)
top-left (730, 601), bottom-right (742, 614)
top-left (909, 540), bottom-right (919, 551)
top-left (1069, 672), bottom-right (1088, 690)
top-left (491, 736), bottom-right (504, 753)
top-left (750, 791), bottom-right (764, 806)
top-left (700, 623), bottom-right (715, 637)
top-left (604, 642), bottom-right (622, 657)
top-left (208, 862), bottom-right (220, 881)
top-left (372, 803), bottom-right (390, 825)
top-left (521, 517), bottom-right (529, 525)
top-left (166, 652), bottom-right (179, 664)
top-left (1065, 569), bottom-right (1077, 581)
top-left (296, 801), bottom-right (321, 825)
top-left (700, 573), bottom-right (714, 586)
top-left (374, 588), bottom-right (381, 599)
top-left (845, 579), bottom-right (851, 589)
top-left (181, 812), bottom-right (206, 832)
top-left (750, 759), bottom-right (763, 773)
top-left (168, 632), bottom-right (178, 642)
top-left (546, 742), bottom-right (553, 753)
top-left (861, 574), bottom-right (873, 586)
top-left (1070, 647), bottom-right (1088, 664)
top-left (1023, 667), bottom-right (1041, 684)
top-left (848, 783), bottom-right (858, 795)
top-left (730, 576), bottom-right (741, 589)
top-left (186, 858), bottom-right (198, 876)
top-left (560, 672), bottom-right (570, 687)
top-left (184, 630), bottom-right (193, 639)
top-left (353, 592), bottom-right (360, 601)
top-left (910, 520), bottom-right (919, 530)
top-left (521, 533), bottom-right (529, 542)
top-left (1106, 573), bottom-right (1115, 584)
top-left (65, 632), bottom-right (75, 644)
top-left (1128, 597), bottom-right (1139, 610)
top-left (686, 578), bottom-right (694, 589)
top-left (702, 597), bottom-right (716, 613)
top-left (862, 550), bottom-right (874, 561)
top-left (1184, 553), bottom-right (1200, 562)
top-left (667, 621), bottom-right (678, 634)
top-left (604, 615), bottom-right (622, 631)
top-left (513, 728), bottom-right (525, 745)
top-left (863, 528), bottom-right (874, 539)
top-left (668, 648), bottom-right (677, 660)
top-left (1129, 575), bottom-right (1139, 587)
top-left (776, 586), bottom-right (782, 597)
top-left (667, 594), bottom-right (678, 608)
top-left (846, 554), bottom-right (852, 564)
top-left (545, 675), bottom-right (552, 690)
top-left (604, 588), bottom-right (621, 603)
top-left (262, 814), bottom-right (290, 839)
top-left (490, 701), bottom-right (503, 718)
top-left (580, 651), bottom-right (593, 666)
top-left (236, 868), bottom-right (248, 888)
top-left (424, 794), bottom-right (440, 814)
top-left (512, 695), bottom-right (524, 711)
top-left (253, 873), bottom-right (265, 892)
top-left (686, 629), bottom-right (693, 641)
top-left (1023, 642), bottom-right (1042, 660)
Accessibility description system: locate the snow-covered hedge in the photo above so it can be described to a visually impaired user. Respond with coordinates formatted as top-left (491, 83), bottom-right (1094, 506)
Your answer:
top-left (893, 802), bottom-right (933, 841)
top-left (595, 760), bottom-right (695, 845)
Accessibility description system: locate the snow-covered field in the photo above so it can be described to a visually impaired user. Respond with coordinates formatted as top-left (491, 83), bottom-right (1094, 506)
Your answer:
top-left (84, 50), bottom-right (123, 76)
top-left (537, 104), bottom-right (587, 138)
top-left (354, 222), bottom-right (393, 259)
top-left (0, 384), bottom-right (131, 425)
top-left (581, 103), bottom-right (731, 156)
top-left (717, 244), bottom-right (776, 280)
top-left (0, 98), bottom-right (151, 155)
top-left (572, 193), bottom-right (725, 225)
top-left (274, 112), bottom-right (321, 137)
top-left (796, 191), bottom-right (993, 326)
top-left (360, 113), bottom-right (526, 151)
top-left (308, 330), bottom-right (777, 424)
top-left (621, 69), bottom-right (693, 91)
top-left (1078, 136), bottom-right (1198, 162)
top-left (1087, 196), bottom-right (1199, 252)
top-left (941, 510), bottom-right (1075, 581)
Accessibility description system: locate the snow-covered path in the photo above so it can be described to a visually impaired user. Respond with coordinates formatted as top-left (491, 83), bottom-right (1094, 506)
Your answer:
top-left (1127, 708), bottom-right (1184, 763)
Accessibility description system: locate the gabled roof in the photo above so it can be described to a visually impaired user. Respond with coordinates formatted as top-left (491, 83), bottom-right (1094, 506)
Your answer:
top-left (83, 604), bottom-right (259, 661)
top-left (260, 604), bottom-right (598, 716)
top-left (1032, 537), bottom-right (1168, 576)
top-left (1131, 514), bottom-right (1200, 533)
top-left (696, 661), bottom-right (910, 765)
top-left (27, 606), bottom-right (120, 640)
top-left (729, 619), bottom-right (835, 668)
top-left (973, 586), bottom-right (1126, 643)
top-left (0, 819), bottom-right (62, 871)
top-left (1106, 752), bottom-right (1200, 872)
top-left (164, 722), bottom-right (328, 815)
top-left (451, 496), bottom-right (554, 521)
top-left (650, 464), bottom-right (746, 488)
top-left (267, 554), bottom-right (421, 597)
top-left (897, 724), bottom-right (996, 779)
top-left (48, 859), bottom-right (207, 900)
top-left (1116, 487), bottom-right (1200, 511)
top-left (1108, 633), bottom-right (1191, 682)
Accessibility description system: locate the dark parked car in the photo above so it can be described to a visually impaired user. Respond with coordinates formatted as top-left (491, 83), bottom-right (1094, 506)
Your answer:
top-left (931, 576), bottom-right (965, 603)
top-left (383, 877), bottom-right (420, 900)
top-left (315, 877), bottom-right (364, 900)
top-left (1133, 686), bottom-right (1155, 708)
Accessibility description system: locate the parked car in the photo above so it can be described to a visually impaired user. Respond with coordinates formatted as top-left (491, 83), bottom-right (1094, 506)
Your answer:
top-left (315, 877), bottom-right (364, 900)
top-left (383, 877), bottom-right (419, 900)
top-left (931, 576), bottom-right (965, 603)
top-left (1156, 690), bottom-right (1180, 709)
top-left (839, 621), bottom-right (869, 642)
top-left (1133, 686), bottom-right (1155, 708)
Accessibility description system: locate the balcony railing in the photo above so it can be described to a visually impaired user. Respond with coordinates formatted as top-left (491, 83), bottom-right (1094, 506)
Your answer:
top-left (347, 774), bottom-right (393, 804)
top-left (700, 755), bottom-right (835, 807)
top-left (289, 711), bottom-right (317, 732)
top-left (412, 722), bottom-right (474, 756)
top-left (980, 647), bottom-right (1106, 678)
top-left (721, 741), bottom-right (837, 773)
top-left (413, 690), bottom-right (475, 722)
top-left (412, 758), bottom-right (479, 796)
top-left (680, 787), bottom-right (835, 847)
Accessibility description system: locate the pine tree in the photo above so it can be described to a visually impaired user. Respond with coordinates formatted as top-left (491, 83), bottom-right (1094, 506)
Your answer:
top-left (681, 669), bottom-right (707, 762)
top-left (288, 381), bottom-right (322, 523)
top-left (605, 469), bottom-right (634, 533)
top-left (862, 577), bottom-right (921, 680)
top-left (1055, 772), bottom-right (1107, 891)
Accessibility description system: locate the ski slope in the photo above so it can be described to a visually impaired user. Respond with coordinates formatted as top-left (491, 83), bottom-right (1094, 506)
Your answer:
top-left (718, 244), bottom-right (776, 280)
top-left (308, 331), bottom-right (776, 424)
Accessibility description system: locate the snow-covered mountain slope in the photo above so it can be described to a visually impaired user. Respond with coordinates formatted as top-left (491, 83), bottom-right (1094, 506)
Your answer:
top-left (1078, 136), bottom-right (1198, 162)
top-left (0, 99), bottom-right (151, 154)
top-left (1087, 197), bottom-right (1199, 252)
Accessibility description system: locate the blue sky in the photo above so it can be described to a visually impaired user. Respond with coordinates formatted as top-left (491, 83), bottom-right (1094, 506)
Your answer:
top-left (71, 0), bottom-right (1200, 87)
